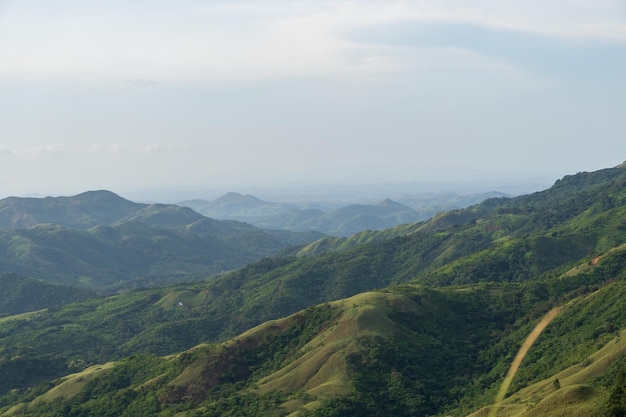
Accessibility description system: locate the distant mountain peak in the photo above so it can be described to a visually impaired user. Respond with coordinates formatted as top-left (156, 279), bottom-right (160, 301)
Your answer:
top-left (220, 192), bottom-right (245, 200)
top-left (213, 192), bottom-right (267, 208)
top-left (377, 198), bottom-right (412, 210)
top-left (73, 190), bottom-right (134, 203)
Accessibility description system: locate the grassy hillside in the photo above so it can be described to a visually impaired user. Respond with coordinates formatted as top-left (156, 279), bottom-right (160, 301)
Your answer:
top-left (0, 164), bottom-right (624, 415)
top-left (5, 272), bottom-right (626, 417)
top-left (0, 221), bottom-right (624, 414)
top-left (0, 286), bottom-right (523, 416)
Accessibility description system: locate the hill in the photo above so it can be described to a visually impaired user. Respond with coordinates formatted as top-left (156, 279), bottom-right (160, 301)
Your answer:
top-left (181, 191), bottom-right (507, 236)
top-left (0, 163), bottom-right (625, 415)
top-left (181, 192), bottom-right (298, 221)
top-left (5, 274), bottom-right (626, 417)
top-left (0, 191), bottom-right (142, 229)
top-left (0, 191), bottom-right (323, 291)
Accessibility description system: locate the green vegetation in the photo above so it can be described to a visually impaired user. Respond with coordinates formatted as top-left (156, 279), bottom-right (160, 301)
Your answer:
top-left (0, 273), bottom-right (94, 316)
top-left (1, 164), bottom-right (626, 416)
top-left (0, 191), bottom-right (322, 291)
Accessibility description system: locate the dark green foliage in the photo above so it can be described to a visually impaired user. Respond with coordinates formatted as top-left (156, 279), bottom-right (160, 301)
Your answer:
top-left (17, 355), bottom-right (178, 417)
top-left (0, 272), bottom-right (94, 316)
top-left (0, 191), bottom-right (322, 291)
top-left (608, 366), bottom-right (626, 417)
top-left (11, 305), bottom-right (339, 417)
top-left (0, 221), bottom-right (319, 291)
top-left (305, 286), bottom-right (527, 417)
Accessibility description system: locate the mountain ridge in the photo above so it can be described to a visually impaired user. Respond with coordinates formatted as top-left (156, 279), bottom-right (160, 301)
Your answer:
top-left (180, 191), bottom-right (511, 236)
top-left (1, 163), bottom-right (626, 416)
top-left (0, 191), bottom-right (324, 292)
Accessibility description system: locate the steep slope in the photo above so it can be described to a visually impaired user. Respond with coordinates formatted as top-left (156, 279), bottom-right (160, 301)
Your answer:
top-left (0, 165), bottom-right (623, 395)
top-left (7, 272), bottom-right (626, 417)
top-left (1, 225), bottom-right (625, 415)
top-left (0, 164), bottom-right (625, 415)
top-left (0, 286), bottom-right (526, 416)
top-left (297, 164), bottom-right (626, 257)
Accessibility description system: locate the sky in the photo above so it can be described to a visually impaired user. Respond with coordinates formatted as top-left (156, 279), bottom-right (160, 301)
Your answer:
top-left (0, 0), bottom-right (625, 200)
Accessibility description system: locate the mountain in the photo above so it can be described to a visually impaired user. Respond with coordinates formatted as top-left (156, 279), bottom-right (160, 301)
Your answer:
top-left (397, 190), bottom-right (510, 218)
top-left (0, 191), bottom-right (323, 291)
top-left (0, 163), bottom-right (625, 416)
top-left (180, 192), bottom-right (297, 222)
top-left (0, 190), bottom-right (141, 229)
top-left (181, 191), bottom-right (508, 236)
top-left (5, 275), bottom-right (626, 416)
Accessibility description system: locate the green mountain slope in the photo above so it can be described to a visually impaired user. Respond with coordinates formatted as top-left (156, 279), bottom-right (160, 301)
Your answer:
top-left (6, 272), bottom-right (626, 417)
top-left (297, 165), bottom-right (626, 257)
top-left (0, 191), bottom-right (323, 291)
top-left (0, 221), bottom-right (319, 291)
top-left (0, 273), bottom-right (94, 316)
top-left (0, 164), bottom-right (625, 416)
top-left (0, 286), bottom-right (523, 416)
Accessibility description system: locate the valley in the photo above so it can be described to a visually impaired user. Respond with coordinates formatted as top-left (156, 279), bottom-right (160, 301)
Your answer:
top-left (0, 163), bottom-right (625, 416)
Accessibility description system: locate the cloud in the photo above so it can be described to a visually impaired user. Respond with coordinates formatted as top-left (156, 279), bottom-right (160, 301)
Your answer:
top-left (0, 145), bottom-right (65, 156)
top-left (143, 143), bottom-right (183, 155)
top-left (0, 1), bottom-right (622, 84)
top-left (344, 20), bottom-right (626, 80)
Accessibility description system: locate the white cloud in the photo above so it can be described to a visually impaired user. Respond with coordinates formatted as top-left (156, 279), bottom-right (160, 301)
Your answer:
top-left (1, 145), bottom-right (65, 155)
top-left (0, 1), bottom-right (624, 197)
top-left (143, 143), bottom-right (185, 155)
top-left (0, 1), bottom-right (623, 84)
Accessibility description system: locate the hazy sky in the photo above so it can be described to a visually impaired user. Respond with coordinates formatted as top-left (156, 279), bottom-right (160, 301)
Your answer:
top-left (1, 0), bottom-right (625, 199)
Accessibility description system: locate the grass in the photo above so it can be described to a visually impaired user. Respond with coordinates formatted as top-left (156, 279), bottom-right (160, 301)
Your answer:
top-left (155, 289), bottom-right (208, 310)
top-left (468, 328), bottom-right (626, 417)
top-left (252, 291), bottom-right (420, 413)
top-left (2, 363), bottom-right (115, 416)
top-left (0, 310), bottom-right (44, 324)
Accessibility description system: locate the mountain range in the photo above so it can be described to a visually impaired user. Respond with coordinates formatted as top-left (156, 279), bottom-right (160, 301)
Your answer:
top-left (0, 191), bottom-right (322, 293)
top-left (180, 190), bottom-right (508, 236)
top-left (0, 163), bottom-right (625, 416)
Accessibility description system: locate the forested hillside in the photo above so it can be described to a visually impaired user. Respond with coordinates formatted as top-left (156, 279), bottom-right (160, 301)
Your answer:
top-left (0, 164), bottom-right (625, 416)
top-left (0, 191), bottom-right (322, 292)
top-left (0, 273), bottom-right (94, 316)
